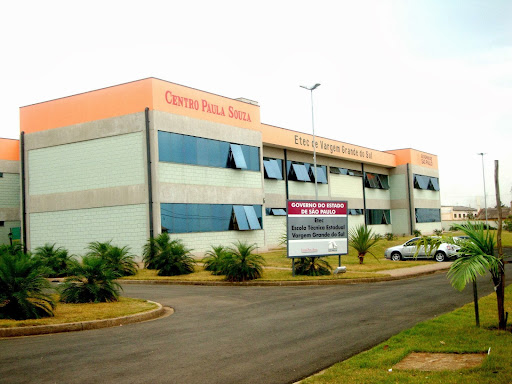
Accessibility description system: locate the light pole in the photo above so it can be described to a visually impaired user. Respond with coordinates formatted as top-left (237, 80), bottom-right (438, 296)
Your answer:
top-left (300, 83), bottom-right (321, 200)
top-left (478, 153), bottom-right (488, 228)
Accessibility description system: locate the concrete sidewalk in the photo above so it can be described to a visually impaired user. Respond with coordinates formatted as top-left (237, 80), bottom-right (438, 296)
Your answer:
top-left (376, 261), bottom-right (452, 277)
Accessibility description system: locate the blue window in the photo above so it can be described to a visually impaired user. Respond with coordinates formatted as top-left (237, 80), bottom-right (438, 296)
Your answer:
top-left (161, 203), bottom-right (262, 233)
top-left (329, 167), bottom-right (363, 177)
top-left (348, 209), bottom-right (363, 215)
top-left (366, 209), bottom-right (391, 225)
top-left (158, 131), bottom-right (259, 171)
top-left (415, 208), bottom-right (441, 223)
top-left (365, 173), bottom-right (390, 190)
top-left (263, 159), bottom-right (283, 180)
top-left (229, 144), bottom-right (248, 169)
top-left (414, 174), bottom-right (440, 191)
top-left (266, 208), bottom-right (287, 216)
top-left (309, 166), bottom-right (328, 184)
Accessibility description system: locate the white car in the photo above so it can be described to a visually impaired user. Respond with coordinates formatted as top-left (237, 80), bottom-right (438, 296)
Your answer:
top-left (384, 237), bottom-right (460, 262)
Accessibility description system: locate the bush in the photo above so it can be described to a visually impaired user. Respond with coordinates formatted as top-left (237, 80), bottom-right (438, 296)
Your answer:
top-left (142, 233), bottom-right (196, 276)
top-left (433, 229), bottom-right (443, 236)
top-left (60, 256), bottom-right (122, 303)
top-left (0, 251), bottom-right (56, 320)
top-left (504, 216), bottom-right (512, 232)
top-left (33, 243), bottom-right (72, 277)
top-left (349, 225), bottom-right (381, 264)
top-left (384, 233), bottom-right (396, 241)
top-left (203, 245), bottom-right (229, 275)
top-left (413, 229), bottom-right (422, 237)
top-left (87, 241), bottom-right (137, 277)
top-left (221, 241), bottom-right (265, 282)
top-left (294, 257), bottom-right (332, 276)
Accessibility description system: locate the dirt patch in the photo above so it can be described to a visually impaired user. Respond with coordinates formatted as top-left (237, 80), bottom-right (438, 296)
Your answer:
top-left (393, 352), bottom-right (486, 371)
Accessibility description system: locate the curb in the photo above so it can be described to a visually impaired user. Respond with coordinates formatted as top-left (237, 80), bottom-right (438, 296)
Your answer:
top-left (120, 267), bottom-right (448, 287)
top-left (0, 301), bottom-right (172, 338)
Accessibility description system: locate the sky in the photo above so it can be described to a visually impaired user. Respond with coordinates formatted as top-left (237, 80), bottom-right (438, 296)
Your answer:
top-left (1, 0), bottom-right (511, 209)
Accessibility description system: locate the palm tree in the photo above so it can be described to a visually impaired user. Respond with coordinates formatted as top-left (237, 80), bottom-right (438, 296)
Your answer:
top-left (203, 245), bottom-right (229, 275)
top-left (86, 241), bottom-right (137, 276)
top-left (447, 222), bottom-right (501, 327)
top-left (142, 233), bottom-right (196, 276)
top-left (33, 243), bottom-right (72, 277)
top-left (221, 241), bottom-right (265, 282)
top-left (294, 257), bottom-right (332, 276)
top-left (0, 252), bottom-right (56, 320)
top-left (349, 224), bottom-right (381, 264)
top-left (60, 256), bottom-right (122, 303)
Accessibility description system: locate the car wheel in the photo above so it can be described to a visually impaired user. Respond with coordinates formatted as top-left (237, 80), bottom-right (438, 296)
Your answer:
top-left (435, 252), bottom-right (446, 262)
top-left (391, 252), bottom-right (402, 261)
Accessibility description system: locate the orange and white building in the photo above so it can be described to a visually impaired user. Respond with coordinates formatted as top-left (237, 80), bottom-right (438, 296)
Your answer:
top-left (0, 78), bottom-right (442, 255)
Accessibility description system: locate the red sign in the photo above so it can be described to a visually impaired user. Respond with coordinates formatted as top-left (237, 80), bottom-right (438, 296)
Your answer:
top-left (287, 201), bottom-right (347, 216)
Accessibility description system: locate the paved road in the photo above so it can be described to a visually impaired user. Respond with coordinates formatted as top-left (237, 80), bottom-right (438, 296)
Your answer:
top-left (1, 265), bottom-right (510, 384)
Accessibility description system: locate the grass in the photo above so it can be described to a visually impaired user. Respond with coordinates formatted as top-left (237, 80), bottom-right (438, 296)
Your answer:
top-left (0, 297), bottom-right (158, 328)
top-left (300, 284), bottom-right (512, 384)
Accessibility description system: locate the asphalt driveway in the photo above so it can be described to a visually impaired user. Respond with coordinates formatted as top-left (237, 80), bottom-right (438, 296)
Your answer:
top-left (1, 265), bottom-right (510, 384)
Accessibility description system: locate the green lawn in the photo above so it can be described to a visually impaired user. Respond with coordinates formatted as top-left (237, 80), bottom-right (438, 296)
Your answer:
top-left (300, 284), bottom-right (512, 384)
top-left (0, 297), bottom-right (158, 328)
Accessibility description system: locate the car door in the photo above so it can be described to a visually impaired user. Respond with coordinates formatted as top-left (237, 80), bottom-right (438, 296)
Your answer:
top-left (402, 238), bottom-right (419, 258)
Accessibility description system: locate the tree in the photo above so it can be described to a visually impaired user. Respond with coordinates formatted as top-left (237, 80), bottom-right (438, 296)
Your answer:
top-left (0, 251), bottom-right (56, 320)
top-left (446, 222), bottom-right (502, 328)
top-left (221, 241), bottom-right (265, 282)
top-left (349, 224), bottom-right (381, 264)
top-left (60, 256), bottom-right (122, 303)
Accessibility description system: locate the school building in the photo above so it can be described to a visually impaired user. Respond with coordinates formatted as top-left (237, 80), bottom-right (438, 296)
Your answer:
top-left (0, 78), bottom-right (442, 257)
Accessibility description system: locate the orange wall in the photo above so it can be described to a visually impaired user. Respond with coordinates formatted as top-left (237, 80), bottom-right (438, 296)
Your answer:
top-left (386, 148), bottom-right (438, 169)
top-left (20, 79), bottom-right (154, 134)
top-left (151, 79), bottom-right (260, 130)
top-left (19, 78), bottom-right (437, 169)
top-left (0, 138), bottom-right (20, 161)
top-left (260, 124), bottom-right (396, 167)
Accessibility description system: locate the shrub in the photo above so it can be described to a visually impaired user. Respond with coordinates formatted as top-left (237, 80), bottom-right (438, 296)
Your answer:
top-left (203, 245), bottom-right (229, 275)
top-left (142, 233), bottom-right (196, 276)
top-left (221, 241), bottom-right (265, 282)
top-left (433, 229), bottom-right (443, 236)
top-left (413, 229), bottom-right (422, 237)
top-left (349, 225), bottom-right (381, 264)
top-left (33, 243), bottom-right (72, 277)
top-left (0, 243), bottom-right (23, 256)
top-left (60, 256), bottom-right (122, 303)
top-left (294, 257), bottom-right (332, 276)
top-left (504, 216), bottom-right (512, 232)
top-left (0, 251), bottom-right (56, 320)
top-left (384, 232), bottom-right (395, 241)
top-left (87, 241), bottom-right (137, 276)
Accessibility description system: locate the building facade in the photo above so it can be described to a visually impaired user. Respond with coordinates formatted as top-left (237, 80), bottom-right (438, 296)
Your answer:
top-left (8, 78), bottom-right (442, 257)
top-left (0, 138), bottom-right (21, 245)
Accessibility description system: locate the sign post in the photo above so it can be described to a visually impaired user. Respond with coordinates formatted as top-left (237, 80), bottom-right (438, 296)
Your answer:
top-left (286, 200), bottom-right (348, 275)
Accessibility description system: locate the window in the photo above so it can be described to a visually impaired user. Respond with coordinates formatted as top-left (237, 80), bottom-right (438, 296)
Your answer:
top-left (266, 208), bottom-right (287, 216)
top-left (0, 172), bottom-right (3, 178)
top-left (364, 173), bottom-right (390, 190)
top-left (287, 161), bottom-right (327, 183)
top-left (0, 221), bottom-right (4, 227)
top-left (348, 209), bottom-right (363, 215)
top-left (414, 174), bottom-right (440, 191)
top-left (289, 163), bottom-right (310, 182)
top-left (158, 131), bottom-right (260, 171)
top-left (415, 208), bottom-right (441, 223)
top-left (309, 166), bottom-right (328, 184)
top-left (161, 203), bottom-right (262, 233)
top-left (366, 209), bottom-right (391, 225)
top-left (329, 167), bottom-right (363, 177)
top-left (263, 158), bottom-right (283, 180)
